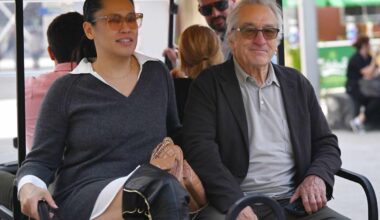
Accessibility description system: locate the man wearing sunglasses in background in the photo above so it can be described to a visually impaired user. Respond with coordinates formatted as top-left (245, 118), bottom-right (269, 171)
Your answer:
top-left (163, 0), bottom-right (235, 70)
top-left (197, 0), bottom-right (236, 58)
top-left (182, 0), bottom-right (349, 219)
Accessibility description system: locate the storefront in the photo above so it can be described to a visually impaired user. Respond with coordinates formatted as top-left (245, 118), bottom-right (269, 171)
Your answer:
top-left (283, 0), bottom-right (380, 90)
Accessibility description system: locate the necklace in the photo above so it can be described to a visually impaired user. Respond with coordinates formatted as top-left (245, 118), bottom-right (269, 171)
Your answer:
top-left (94, 57), bottom-right (138, 80)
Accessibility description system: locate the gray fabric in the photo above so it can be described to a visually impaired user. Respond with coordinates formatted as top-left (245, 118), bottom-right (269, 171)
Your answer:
top-left (0, 170), bottom-right (14, 210)
top-left (16, 60), bottom-right (181, 219)
top-left (359, 76), bottom-right (380, 97)
top-left (254, 199), bottom-right (349, 220)
top-left (221, 36), bottom-right (231, 61)
top-left (194, 202), bottom-right (349, 220)
top-left (193, 204), bottom-right (225, 220)
top-left (234, 60), bottom-right (296, 198)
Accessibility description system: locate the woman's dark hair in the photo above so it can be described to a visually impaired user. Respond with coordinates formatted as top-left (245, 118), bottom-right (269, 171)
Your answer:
top-left (83, 0), bottom-right (134, 22)
top-left (353, 36), bottom-right (370, 50)
top-left (74, 0), bottom-right (135, 63)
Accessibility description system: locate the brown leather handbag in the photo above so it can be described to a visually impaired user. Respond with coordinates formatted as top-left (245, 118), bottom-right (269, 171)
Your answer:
top-left (150, 137), bottom-right (207, 213)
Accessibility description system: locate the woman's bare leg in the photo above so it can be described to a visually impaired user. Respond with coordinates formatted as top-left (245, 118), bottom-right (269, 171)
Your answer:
top-left (94, 188), bottom-right (123, 220)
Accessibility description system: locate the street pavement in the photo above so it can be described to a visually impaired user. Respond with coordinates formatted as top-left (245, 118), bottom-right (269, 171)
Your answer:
top-left (328, 129), bottom-right (380, 220)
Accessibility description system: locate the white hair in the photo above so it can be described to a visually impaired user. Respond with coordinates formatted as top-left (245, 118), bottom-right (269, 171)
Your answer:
top-left (226, 0), bottom-right (283, 45)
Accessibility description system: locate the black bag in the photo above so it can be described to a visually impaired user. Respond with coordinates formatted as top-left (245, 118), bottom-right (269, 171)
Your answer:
top-left (122, 164), bottom-right (189, 220)
top-left (359, 76), bottom-right (380, 97)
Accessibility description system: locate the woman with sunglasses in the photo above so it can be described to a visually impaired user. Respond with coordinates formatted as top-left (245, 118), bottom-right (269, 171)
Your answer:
top-left (16, 0), bottom-right (188, 219)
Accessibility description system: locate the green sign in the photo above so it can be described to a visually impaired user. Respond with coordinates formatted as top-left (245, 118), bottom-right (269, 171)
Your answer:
top-left (328, 0), bottom-right (380, 7)
top-left (318, 45), bottom-right (355, 89)
top-left (283, 0), bottom-right (380, 8)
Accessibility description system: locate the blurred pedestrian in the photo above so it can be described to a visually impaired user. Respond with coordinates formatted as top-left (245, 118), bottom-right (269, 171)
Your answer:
top-left (346, 36), bottom-right (380, 133)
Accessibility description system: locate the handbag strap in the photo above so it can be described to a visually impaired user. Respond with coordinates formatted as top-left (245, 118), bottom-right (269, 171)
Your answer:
top-left (150, 137), bottom-right (175, 160)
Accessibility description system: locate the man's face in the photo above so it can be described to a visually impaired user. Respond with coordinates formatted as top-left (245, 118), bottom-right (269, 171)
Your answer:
top-left (198, 0), bottom-right (235, 35)
top-left (229, 4), bottom-right (279, 70)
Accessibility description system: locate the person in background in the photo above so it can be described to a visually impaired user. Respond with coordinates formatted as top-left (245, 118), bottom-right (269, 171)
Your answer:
top-left (178, 25), bottom-right (224, 79)
top-left (163, 0), bottom-right (236, 69)
top-left (182, 0), bottom-right (348, 219)
top-left (197, 0), bottom-right (236, 57)
top-left (16, 0), bottom-right (188, 219)
top-left (0, 11), bottom-right (84, 212)
top-left (173, 24), bottom-right (224, 122)
top-left (25, 12), bottom-right (84, 152)
top-left (346, 36), bottom-right (380, 133)
top-left (28, 28), bottom-right (45, 69)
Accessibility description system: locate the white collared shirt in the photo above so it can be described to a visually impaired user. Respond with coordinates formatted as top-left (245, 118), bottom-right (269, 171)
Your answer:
top-left (70, 52), bottom-right (157, 90)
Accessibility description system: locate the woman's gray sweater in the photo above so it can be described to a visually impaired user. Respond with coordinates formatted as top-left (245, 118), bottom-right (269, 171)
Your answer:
top-left (16, 60), bottom-right (181, 219)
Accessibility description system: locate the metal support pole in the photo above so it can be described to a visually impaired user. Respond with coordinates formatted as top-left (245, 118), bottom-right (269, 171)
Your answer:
top-left (298, 0), bottom-right (320, 99)
top-left (277, 0), bottom-right (285, 66)
top-left (15, 0), bottom-right (25, 167)
top-left (14, 0), bottom-right (26, 217)
top-left (164, 0), bottom-right (178, 70)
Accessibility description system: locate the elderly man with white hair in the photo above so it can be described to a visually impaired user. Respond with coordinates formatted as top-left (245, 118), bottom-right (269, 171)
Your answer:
top-left (182, 0), bottom-right (349, 219)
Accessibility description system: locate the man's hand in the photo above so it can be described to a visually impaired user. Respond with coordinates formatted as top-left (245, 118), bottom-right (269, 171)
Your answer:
top-left (290, 175), bottom-right (327, 214)
top-left (237, 206), bottom-right (258, 220)
top-left (19, 183), bottom-right (58, 220)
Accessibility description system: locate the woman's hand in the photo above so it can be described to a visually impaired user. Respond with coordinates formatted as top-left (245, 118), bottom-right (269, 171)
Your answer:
top-left (237, 206), bottom-right (258, 220)
top-left (19, 183), bottom-right (58, 220)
